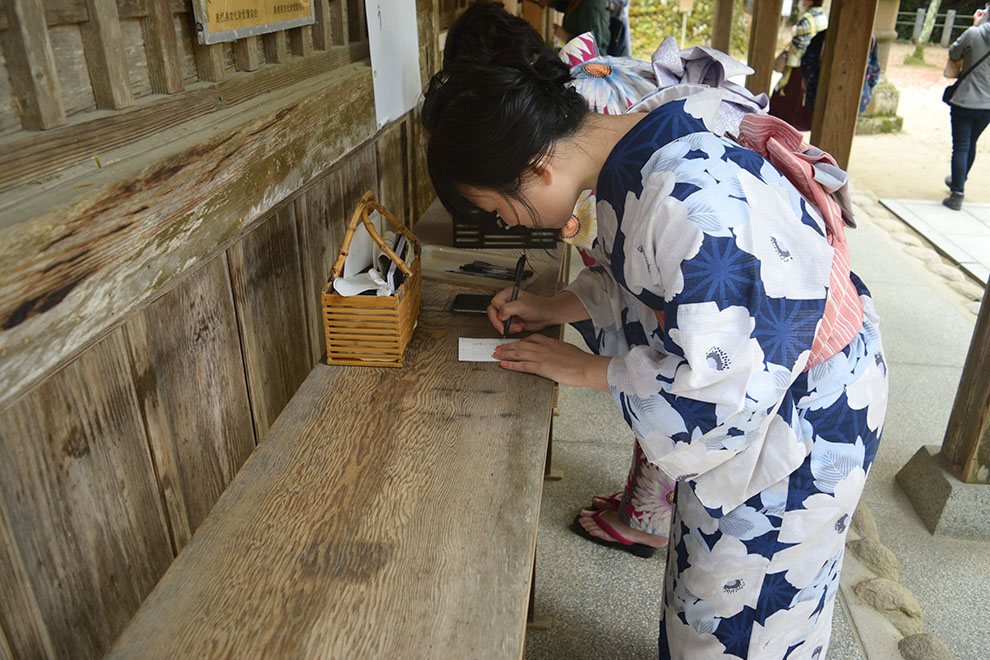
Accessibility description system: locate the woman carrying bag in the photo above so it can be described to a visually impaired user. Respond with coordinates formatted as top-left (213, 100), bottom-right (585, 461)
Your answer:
top-left (943, 5), bottom-right (990, 210)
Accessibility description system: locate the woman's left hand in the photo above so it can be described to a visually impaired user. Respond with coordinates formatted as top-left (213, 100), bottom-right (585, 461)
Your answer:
top-left (493, 335), bottom-right (611, 391)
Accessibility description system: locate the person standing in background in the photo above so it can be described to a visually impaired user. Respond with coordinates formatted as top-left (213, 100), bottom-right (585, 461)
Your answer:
top-left (768, 0), bottom-right (828, 131)
top-left (944, 5), bottom-right (990, 210)
top-left (532, 0), bottom-right (611, 54)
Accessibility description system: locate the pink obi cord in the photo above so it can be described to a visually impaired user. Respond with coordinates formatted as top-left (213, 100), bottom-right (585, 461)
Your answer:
top-left (736, 113), bottom-right (865, 370)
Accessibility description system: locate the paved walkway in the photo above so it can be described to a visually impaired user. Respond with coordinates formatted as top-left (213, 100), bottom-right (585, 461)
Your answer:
top-left (880, 199), bottom-right (990, 285)
top-left (524, 194), bottom-right (988, 660)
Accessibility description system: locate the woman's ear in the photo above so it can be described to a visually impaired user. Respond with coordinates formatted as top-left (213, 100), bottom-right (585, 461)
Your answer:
top-left (529, 160), bottom-right (554, 186)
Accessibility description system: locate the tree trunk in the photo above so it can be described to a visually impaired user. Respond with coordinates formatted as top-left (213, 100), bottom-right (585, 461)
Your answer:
top-left (912, 0), bottom-right (942, 59)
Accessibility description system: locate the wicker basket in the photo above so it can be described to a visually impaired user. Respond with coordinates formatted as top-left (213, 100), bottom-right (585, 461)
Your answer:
top-left (322, 191), bottom-right (422, 368)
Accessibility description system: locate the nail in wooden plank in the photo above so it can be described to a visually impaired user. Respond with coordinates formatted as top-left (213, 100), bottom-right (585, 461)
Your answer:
top-left (80, 0), bottom-right (134, 109)
top-left (1, 0), bottom-right (66, 129)
top-left (142, 0), bottom-right (184, 93)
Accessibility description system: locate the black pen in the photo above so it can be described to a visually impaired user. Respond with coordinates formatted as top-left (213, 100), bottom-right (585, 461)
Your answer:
top-left (502, 255), bottom-right (527, 339)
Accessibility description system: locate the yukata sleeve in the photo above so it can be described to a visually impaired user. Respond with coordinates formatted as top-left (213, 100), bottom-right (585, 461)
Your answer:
top-left (565, 260), bottom-right (625, 331)
top-left (604, 153), bottom-right (830, 517)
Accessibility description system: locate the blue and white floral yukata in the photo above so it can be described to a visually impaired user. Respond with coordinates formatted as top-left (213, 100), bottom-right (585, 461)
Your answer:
top-left (566, 99), bottom-right (889, 659)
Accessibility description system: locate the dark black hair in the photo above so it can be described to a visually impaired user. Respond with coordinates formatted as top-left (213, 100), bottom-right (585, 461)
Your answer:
top-left (443, 2), bottom-right (552, 72)
top-left (422, 55), bottom-right (587, 226)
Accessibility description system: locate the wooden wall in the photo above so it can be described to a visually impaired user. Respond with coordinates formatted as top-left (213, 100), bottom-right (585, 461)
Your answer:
top-left (0, 0), bottom-right (440, 654)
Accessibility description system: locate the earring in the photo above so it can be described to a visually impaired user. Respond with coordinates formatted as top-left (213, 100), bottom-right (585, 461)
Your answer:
top-left (561, 215), bottom-right (581, 239)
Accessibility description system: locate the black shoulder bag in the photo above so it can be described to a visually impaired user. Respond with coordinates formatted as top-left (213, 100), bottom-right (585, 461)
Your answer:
top-left (943, 46), bottom-right (990, 105)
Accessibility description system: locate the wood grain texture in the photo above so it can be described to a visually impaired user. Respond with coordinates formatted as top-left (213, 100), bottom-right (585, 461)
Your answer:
top-left (942, 280), bottom-right (990, 484)
top-left (141, 0), bottom-right (183, 92)
top-left (409, 107), bottom-right (435, 223)
top-left (346, 0), bottom-right (364, 42)
top-left (191, 40), bottom-right (226, 82)
top-left (263, 30), bottom-right (289, 63)
top-left (809, 0), bottom-right (878, 170)
top-left (79, 0), bottom-right (133, 109)
top-left (123, 253), bottom-right (256, 551)
top-left (0, 42), bottom-right (370, 193)
top-left (227, 205), bottom-right (311, 440)
top-left (745, 0), bottom-right (782, 97)
top-left (711, 0), bottom-right (733, 53)
top-left (0, 64), bottom-right (376, 413)
top-left (0, 501), bottom-right (55, 659)
top-left (0, 328), bottom-right (173, 659)
top-left (0, 0), bottom-right (190, 29)
top-left (311, 0), bottom-right (333, 49)
top-left (105, 279), bottom-right (560, 659)
top-left (233, 35), bottom-right (261, 71)
top-left (1, 0), bottom-right (66, 129)
top-left (288, 25), bottom-right (313, 57)
top-left (375, 117), bottom-right (409, 224)
top-left (295, 168), bottom-right (345, 365)
top-left (328, 0), bottom-right (348, 45)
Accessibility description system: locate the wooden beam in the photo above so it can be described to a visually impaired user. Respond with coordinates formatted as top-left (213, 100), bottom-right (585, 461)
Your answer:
top-left (809, 0), bottom-right (878, 170)
top-left (142, 0), bottom-right (184, 93)
top-left (0, 42), bottom-right (370, 194)
top-left (0, 63), bottom-right (377, 412)
top-left (0, 0), bottom-right (191, 29)
top-left (264, 30), bottom-right (290, 63)
top-left (329, 0), bottom-right (349, 46)
top-left (712, 0), bottom-right (733, 53)
top-left (192, 41), bottom-right (226, 82)
top-left (745, 0), bottom-right (783, 97)
top-left (312, 0), bottom-right (334, 49)
top-left (941, 280), bottom-right (990, 484)
top-left (0, 0), bottom-right (66, 129)
top-left (79, 0), bottom-right (133, 109)
top-left (233, 36), bottom-right (262, 71)
top-left (288, 25), bottom-right (313, 57)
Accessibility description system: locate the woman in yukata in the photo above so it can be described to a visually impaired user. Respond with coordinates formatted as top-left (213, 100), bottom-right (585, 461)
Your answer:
top-left (442, 2), bottom-right (772, 560)
top-left (421, 44), bottom-right (888, 660)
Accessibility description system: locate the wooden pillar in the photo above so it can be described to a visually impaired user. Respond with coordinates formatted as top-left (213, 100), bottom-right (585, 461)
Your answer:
top-left (746, 0), bottom-right (784, 97)
top-left (941, 280), bottom-right (990, 484)
top-left (142, 0), bottom-right (185, 93)
top-left (809, 0), bottom-right (879, 170)
top-left (712, 0), bottom-right (734, 53)
top-left (1, 0), bottom-right (66, 129)
top-left (80, 0), bottom-right (134, 109)
top-left (263, 31), bottom-right (290, 63)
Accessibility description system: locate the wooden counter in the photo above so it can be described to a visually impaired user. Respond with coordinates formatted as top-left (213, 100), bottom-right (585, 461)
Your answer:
top-left (106, 209), bottom-right (565, 659)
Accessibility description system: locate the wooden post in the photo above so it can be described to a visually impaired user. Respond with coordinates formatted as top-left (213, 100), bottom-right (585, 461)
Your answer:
top-left (312, 0), bottom-right (334, 49)
top-left (942, 9), bottom-right (956, 48)
top-left (289, 26), bottom-right (314, 57)
top-left (263, 31), bottom-right (290, 63)
top-left (941, 280), bottom-right (990, 484)
top-left (142, 0), bottom-right (185, 93)
top-left (912, 7), bottom-right (924, 42)
top-left (233, 37), bottom-right (262, 71)
top-left (809, 0), bottom-right (878, 170)
top-left (745, 0), bottom-right (784, 97)
top-left (192, 42), bottom-right (226, 82)
top-left (80, 0), bottom-right (133, 109)
top-left (712, 0), bottom-right (734, 53)
top-left (1, 0), bottom-right (66, 129)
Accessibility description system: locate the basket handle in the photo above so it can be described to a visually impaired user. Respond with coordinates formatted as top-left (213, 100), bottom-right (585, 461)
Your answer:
top-left (330, 191), bottom-right (420, 280)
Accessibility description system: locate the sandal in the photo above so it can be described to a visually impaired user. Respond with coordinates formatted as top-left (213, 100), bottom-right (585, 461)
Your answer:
top-left (570, 512), bottom-right (658, 558)
top-left (590, 492), bottom-right (623, 511)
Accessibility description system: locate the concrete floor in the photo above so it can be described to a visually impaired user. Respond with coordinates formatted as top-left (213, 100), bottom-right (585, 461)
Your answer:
top-left (524, 198), bottom-right (987, 659)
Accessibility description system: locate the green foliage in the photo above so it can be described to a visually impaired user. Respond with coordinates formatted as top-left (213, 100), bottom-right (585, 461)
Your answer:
top-left (629, 0), bottom-right (750, 61)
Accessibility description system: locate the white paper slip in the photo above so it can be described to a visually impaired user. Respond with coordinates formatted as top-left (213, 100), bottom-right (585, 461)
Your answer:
top-left (458, 337), bottom-right (520, 362)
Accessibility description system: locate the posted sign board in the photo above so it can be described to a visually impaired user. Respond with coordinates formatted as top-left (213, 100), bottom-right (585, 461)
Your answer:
top-left (193, 0), bottom-right (315, 44)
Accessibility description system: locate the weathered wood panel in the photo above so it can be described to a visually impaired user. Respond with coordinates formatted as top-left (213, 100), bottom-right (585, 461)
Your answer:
top-left (288, 25), bottom-right (313, 57)
top-left (0, 63), bottom-right (377, 413)
top-left (79, 0), bottom-right (133, 109)
top-left (346, 0), bottom-right (364, 42)
top-left (339, 139), bottom-right (379, 216)
top-left (375, 116), bottom-right (409, 224)
top-left (409, 107), bottom-right (434, 224)
top-left (142, 0), bottom-right (184, 92)
top-left (123, 253), bottom-right (256, 551)
top-left (2, 0), bottom-right (66, 129)
top-left (49, 24), bottom-right (97, 115)
top-left (0, 0), bottom-right (189, 29)
top-left (0, 328), bottom-right (173, 659)
top-left (263, 30), bottom-right (289, 64)
top-left (233, 35), bottom-right (261, 71)
top-left (0, 42), bottom-right (369, 194)
top-left (120, 17), bottom-right (153, 98)
top-left (227, 205), bottom-right (311, 440)
top-left (0, 47), bottom-right (21, 136)
top-left (295, 168), bottom-right (345, 365)
top-left (173, 13), bottom-right (197, 84)
top-left (0, 503), bottom-right (54, 659)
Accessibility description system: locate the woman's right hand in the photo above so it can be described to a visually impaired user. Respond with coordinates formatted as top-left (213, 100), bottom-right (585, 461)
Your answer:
top-left (487, 289), bottom-right (557, 335)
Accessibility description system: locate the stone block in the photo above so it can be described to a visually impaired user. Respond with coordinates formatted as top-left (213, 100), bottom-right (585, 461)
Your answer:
top-left (852, 577), bottom-right (924, 636)
top-left (855, 115), bottom-right (904, 135)
top-left (847, 538), bottom-right (899, 580)
top-left (896, 445), bottom-right (990, 541)
top-left (898, 633), bottom-right (954, 660)
top-left (865, 81), bottom-right (900, 117)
